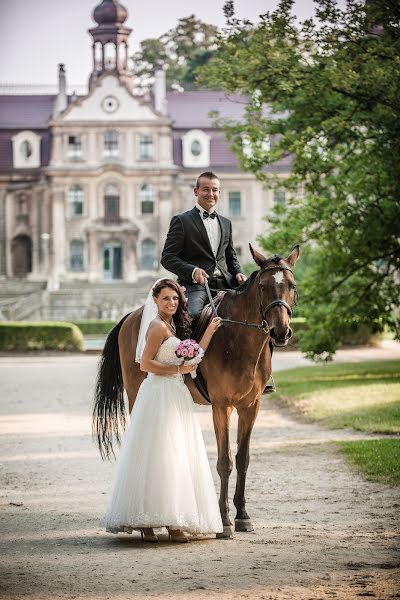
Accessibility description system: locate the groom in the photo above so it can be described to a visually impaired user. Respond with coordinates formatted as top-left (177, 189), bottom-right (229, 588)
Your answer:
top-left (161, 171), bottom-right (276, 395)
top-left (161, 171), bottom-right (246, 320)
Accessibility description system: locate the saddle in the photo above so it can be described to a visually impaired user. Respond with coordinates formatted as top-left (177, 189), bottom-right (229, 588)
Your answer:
top-left (191, 291), bottom-right (226, 404)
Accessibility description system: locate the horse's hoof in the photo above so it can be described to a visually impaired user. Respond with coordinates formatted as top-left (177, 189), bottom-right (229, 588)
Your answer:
top-left (216, 525), bottom-right (234, 539)
top-left (235, 518), bottom-right (254, 532)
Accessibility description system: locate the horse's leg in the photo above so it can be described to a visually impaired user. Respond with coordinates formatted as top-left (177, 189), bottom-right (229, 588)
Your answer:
top-left (233, 399), bottom-right (260, 532)
top-left (212, 404), bottom-right (234, 539)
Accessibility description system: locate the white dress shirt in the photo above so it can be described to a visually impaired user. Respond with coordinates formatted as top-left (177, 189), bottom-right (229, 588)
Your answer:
top-left (192, 203), bottom-right (222, 281)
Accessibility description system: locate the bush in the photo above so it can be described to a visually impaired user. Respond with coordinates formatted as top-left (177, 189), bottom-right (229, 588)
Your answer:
top-left (289, 317), bottom-right (382, 349)
top-left (0, 322), bottom-right (84, 352)
top-left (71, 320), bottom-right (116, 335)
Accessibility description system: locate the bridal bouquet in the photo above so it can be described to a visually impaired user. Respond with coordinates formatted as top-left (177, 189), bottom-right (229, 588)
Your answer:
top-left (175, 339), bottom-right (204, 379)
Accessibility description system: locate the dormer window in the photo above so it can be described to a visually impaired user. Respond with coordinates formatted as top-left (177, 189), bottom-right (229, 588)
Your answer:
top-left (182, 130), bottom-right (210, 168)
top-left (12, 131), bottom-right (41, 169)
top-left (190, 140), bottom-right (202, 157)
top-left (68, 135), bottom-right (82, 159)
top-left (104, 130), bottom-right (119, 158)
top-left (20, 141), bottom-right (33, 159)
top-left (139, 135), bottom-right (154, 160)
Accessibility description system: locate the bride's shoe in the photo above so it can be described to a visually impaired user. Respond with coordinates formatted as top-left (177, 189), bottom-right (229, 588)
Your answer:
top-left (140, 528), bottom-right (158, 542)
top-left (167, 527), bottom-right (189, 543)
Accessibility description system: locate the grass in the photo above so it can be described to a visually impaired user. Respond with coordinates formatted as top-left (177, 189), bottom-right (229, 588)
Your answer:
top-left (340, 439), bottom-right (400, 486)
top-left (274, 360), bottom-right (400, 433)
top-left (274, 360), bottom-right (400, 485)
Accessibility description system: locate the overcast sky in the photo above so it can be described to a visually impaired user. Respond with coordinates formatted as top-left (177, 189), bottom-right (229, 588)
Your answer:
top-left (0, 0), bottom-right (342, 87)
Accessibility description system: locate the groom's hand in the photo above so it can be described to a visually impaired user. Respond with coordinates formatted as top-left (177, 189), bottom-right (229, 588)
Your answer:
top-left (236, 273), bottom-right (247, 284)
top-left (193, 268), bottom-right (209, 284)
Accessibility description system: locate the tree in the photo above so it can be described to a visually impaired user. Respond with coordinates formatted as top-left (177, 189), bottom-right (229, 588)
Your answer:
top-left (132, 15), bottom-right (218, 93)
top-left (200, 0), bottom-right (400, 359)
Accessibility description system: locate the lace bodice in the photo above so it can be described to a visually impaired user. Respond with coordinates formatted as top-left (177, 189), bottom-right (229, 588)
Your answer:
top-left (154, 336), bottom-right (181, 366)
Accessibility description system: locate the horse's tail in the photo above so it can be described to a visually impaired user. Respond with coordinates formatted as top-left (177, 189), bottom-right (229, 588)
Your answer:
top-left (93, 313), bottom-right (131, 460)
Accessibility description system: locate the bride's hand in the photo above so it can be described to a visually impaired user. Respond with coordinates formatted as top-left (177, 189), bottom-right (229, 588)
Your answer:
top-left (207, 317), bottom-right (223, 335)
top-left (180, 363), bottom-right (198, 375)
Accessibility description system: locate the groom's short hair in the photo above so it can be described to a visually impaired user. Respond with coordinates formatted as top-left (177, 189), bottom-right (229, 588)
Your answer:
top-left (195, 172), bottom-right (219, 189)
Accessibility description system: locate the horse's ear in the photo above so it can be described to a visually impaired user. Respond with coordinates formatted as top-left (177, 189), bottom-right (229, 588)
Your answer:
top-left (249, 243), bottom-right (267, 268)
top-left (287, 245), bottom-right (300, 266)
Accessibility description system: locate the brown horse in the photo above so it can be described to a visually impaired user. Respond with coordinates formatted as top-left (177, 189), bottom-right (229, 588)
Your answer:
top-left (93, 244), bottom-right (299, 538)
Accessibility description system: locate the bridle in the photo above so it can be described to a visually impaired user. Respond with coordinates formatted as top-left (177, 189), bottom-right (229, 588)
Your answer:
top-left (258, 265), bottom-right (296, 326)
top-left (204, 264), bottom-right (297, 335)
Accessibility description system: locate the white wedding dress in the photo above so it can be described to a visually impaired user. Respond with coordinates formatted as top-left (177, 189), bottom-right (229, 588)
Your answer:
top-left (104, 336), bottom-right (223, 535)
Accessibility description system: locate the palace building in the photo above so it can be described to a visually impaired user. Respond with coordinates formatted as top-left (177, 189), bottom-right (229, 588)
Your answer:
top-left (0, 0), bottom-right (291, 291)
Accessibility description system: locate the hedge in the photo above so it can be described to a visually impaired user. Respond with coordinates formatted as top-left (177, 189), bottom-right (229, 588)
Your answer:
top-left (71, 320), bottom-right (116, 335)
top-left (0, 322), bottom-right (84, 352)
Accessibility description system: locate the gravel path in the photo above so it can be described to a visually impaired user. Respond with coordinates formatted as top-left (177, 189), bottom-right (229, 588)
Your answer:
top-left (0, 352), bottom-right (399, 599)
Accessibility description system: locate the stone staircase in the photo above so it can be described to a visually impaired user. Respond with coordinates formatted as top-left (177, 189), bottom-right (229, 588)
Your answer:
top-left (0, 281), bottom-right (47, 321)
top-left (44, 278), bottom-right (155, 320)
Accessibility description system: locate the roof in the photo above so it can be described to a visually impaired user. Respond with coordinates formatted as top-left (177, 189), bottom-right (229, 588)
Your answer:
top-left (166, 91), bottom-right (248, 129)
top-left (0, 95), bottom-right (55, 129)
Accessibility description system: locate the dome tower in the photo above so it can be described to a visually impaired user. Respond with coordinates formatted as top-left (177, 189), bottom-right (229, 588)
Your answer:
top-left (88, 0), bottom-right (133, 91)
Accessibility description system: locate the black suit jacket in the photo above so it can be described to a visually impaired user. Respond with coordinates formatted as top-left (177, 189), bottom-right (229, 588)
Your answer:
top-left (161, 207), bottom-right (243, 287)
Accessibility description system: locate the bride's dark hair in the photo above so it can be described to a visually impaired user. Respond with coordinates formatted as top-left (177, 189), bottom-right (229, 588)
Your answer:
top-left (152, 279), bottom-right (192, 339)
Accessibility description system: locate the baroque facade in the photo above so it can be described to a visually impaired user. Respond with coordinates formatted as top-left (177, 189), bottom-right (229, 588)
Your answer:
top-left (0, 0), bottom-right (291, 285)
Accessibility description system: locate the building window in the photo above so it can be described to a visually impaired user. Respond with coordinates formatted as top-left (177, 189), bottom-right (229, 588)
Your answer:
top-left (141, 238), bottom-right (157, 270)
top-left (68, 135), bottom-right (82, 159)
top-left (104, 130), bottom-right (119, 158)
top-left (274, 190), bottom-right (286, 206)
top-left (190, 140), bottom-right (202, 157)
top-left (104, 184), bottom-right (120, 222)
top-left (70, 240), bottom-right (84, 272)
top-left (140, 184), bottom-right (154, 215)
top-left (228, 191), bottom-right (241, 217)
top-left (139, 135), bottom-right (154, 160)
top-left (20, 140), bottom-right (33, 159)
top-left (68, 185), bottom-right (84, 216)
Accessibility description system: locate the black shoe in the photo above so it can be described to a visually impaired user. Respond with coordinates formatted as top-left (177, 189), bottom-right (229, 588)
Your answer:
top-left (263, 376), bottom-right (276, 395)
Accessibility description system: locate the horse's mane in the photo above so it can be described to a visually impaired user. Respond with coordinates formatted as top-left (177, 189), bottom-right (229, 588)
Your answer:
top-left (234, 254), bottom-right (285, 295)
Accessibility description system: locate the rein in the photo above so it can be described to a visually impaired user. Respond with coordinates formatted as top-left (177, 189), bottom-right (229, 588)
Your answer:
top-left (204, 264), bottom-right (295, 335)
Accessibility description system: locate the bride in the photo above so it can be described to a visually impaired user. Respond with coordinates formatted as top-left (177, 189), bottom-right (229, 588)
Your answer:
top-left (103, 278), bottom-right (223, 542)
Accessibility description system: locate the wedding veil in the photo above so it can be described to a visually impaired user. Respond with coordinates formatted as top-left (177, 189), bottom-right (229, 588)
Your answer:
top-left (135, 278), bottom-right (165, 362)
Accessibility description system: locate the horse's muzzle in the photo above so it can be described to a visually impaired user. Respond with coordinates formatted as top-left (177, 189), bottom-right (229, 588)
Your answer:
top-left (270, 326), bottom-right (293, 347)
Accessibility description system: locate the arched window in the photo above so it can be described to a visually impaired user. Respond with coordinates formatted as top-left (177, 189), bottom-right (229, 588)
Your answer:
top-left (140, 238), bottom-right (156, 270)
top-left (68, 185), bottom-right (84, 216)
top-left (70, 240), bottom-right (84, 272)
top-left (104, 130), bottom-right (119, 157)
top-left (104, 42), bottom-right (116, 70)
top-left (104, 184), bottom-right (120, 222)
top-left (140, 184), bottom-right (154, 215)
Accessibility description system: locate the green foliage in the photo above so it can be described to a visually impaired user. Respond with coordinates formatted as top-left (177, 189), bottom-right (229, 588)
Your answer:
top-left (274, 360), bottom-right (400, 433)
top-left (0, 322), bottom-right (83, 352)
top-left (340, 439), bottom-right (400, 486)
top-left (201, 0), bottom-right (400, 359)
top-left (71, 320), bottom-right (116, 335)
top-left (133, 15), bottom-right (218, 92)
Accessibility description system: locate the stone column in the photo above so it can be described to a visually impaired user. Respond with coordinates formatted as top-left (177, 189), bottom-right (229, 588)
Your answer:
top-left (0, 186), bottom-right (7, 277)
top-left (50, 189), bottom-right (66, 287)
top-left (5, 191), bottom-right (14, 277)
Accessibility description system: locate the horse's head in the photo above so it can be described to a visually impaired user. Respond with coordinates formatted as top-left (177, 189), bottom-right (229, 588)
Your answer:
top-left (250, 244), bottom-right (300, 347)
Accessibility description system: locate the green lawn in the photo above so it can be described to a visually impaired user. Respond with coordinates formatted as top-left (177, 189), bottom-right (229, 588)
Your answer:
top-left (274, 360), bottom-right (400, 485)
top-left (341, 439), bottom-right (400, 486)
top-left (274, 360), bottom-right (400, 433)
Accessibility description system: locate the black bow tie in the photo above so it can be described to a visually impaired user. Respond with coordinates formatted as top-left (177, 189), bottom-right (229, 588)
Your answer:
top-left (203, 211), bottom-right (216, 219)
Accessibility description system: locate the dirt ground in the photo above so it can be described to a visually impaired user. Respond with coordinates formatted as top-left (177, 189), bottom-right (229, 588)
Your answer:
top-left (0, 353), bottom-right (399, 600)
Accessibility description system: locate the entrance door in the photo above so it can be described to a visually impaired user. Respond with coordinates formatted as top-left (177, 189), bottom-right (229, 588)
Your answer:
top-left (103, 244), bottom-right (122, 280)
top-left (12, 235), bottom-right (32, 278)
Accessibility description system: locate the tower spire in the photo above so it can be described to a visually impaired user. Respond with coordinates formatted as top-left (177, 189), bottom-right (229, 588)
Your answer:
top-left (88, 0), bottom-right (133, 92)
